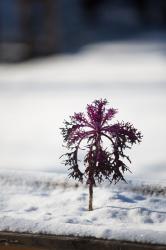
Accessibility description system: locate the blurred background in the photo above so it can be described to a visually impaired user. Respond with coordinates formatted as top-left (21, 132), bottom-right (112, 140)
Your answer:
top-left (0, 0), bottom-right (166, 180)
top-left (0, 0), bottom-right (166, 60)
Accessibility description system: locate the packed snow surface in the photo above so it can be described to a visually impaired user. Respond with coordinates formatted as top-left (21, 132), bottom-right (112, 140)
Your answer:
top-left (0, 169), bottom-right (166, 244)
top-left (0, 39), bottom-right (166, 244)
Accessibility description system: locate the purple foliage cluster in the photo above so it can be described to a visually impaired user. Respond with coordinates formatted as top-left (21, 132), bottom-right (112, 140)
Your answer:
top-left (61, 99), bottom-right (142, 187)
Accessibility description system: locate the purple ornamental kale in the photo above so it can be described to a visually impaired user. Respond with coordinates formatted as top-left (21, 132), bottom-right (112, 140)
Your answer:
top-left (60, 99), bottom-right (142, 211)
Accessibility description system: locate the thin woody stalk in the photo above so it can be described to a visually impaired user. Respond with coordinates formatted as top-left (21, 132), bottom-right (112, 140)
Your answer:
top-left (89, 183), bottom-right (93, 211)
top-left (88, 135), bottom-right (100, 211)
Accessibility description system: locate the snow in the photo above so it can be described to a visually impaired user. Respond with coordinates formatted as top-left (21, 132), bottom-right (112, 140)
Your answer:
top-left (0, 42), bottom-right (165, 89)
top-left (0, 39), bottom-right (166, 243)
top-left (0, 169), bottom-right (165, 244)
top-left (0, 40), bottom-right (166, 179)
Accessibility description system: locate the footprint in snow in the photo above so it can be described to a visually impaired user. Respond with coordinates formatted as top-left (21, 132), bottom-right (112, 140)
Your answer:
top-left (25, 206), bottom-right (38, 212)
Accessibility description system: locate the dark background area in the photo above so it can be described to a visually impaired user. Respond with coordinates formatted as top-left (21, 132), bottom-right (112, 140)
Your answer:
top-left (0, 0), bottom-right (166, 62)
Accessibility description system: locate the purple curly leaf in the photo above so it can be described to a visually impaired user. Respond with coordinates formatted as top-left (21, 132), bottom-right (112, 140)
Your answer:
top-left (60, 99), bottom-right (142, 186)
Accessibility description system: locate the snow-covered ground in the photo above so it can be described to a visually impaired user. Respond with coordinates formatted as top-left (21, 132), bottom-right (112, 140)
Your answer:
top-left (0, 169), bottom-right (165, 244)
top-left (0, 40), bottom-right (166, 179)
top-left (0, 39), bottom-right (166, 243)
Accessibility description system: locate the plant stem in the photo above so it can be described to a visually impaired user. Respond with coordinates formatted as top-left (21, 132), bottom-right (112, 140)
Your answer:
top-left (89, 183), bottom-right (93, 211)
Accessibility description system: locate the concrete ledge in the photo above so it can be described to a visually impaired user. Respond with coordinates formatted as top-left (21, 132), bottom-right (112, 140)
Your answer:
top-left (0, 232), bottom-right (166, 250)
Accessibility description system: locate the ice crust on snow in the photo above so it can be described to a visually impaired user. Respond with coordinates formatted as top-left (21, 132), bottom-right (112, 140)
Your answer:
top-left (0, 169), bottom-right (165, 245)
